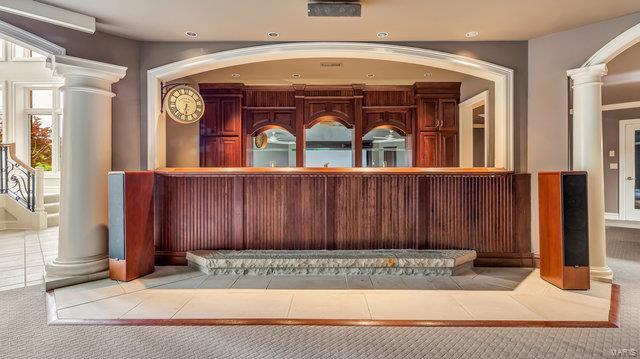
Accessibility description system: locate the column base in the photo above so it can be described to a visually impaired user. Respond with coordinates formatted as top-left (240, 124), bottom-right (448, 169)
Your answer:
top-left (45, 270), bottom-right (109, 291)
top-left (45, 253), bottom-right (109, 284)
top-left (590, 265), bottom-right (613, 283)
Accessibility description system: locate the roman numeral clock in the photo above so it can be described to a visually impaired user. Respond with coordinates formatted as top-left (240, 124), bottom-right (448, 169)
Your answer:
top-left (163, 84), bottom-right (205, 124)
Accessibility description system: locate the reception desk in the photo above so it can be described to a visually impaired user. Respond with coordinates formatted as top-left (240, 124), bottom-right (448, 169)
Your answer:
top-left (152, 168), bottom-right (532, 267)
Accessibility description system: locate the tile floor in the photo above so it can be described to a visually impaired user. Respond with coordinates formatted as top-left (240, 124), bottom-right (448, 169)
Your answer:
top-left (0, 227), bottom-right (58, 291)
top-left (51, 265), bottom-right (613, 322)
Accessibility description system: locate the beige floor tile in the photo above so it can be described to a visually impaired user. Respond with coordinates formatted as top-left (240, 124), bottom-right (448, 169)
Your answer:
top-left (268, 275), bottom-right (347, 289)
top-left (366, 290), bottom-right (472, 320)
top-left (118, 266), bottom-right (204, 293)
top-left (120, 291), bottom-right (194, 319)
top-left (156, 276), bottom-right (208, 289)
top-left (0, 275), bottom-right (24, 288)
top-left (231, 275), bottom-right (272, 289)
top-left (452, 275), bottom-right (520, 291)
top-left (174, 291), bottom-right (293, 319)
top-left (54, 278), bottom-right (125, 309)
top-left (0, 283), bottom-right (24, 291)
top-left (451, 292), bottom-right (544, 320)
top-left (58, 292), bottom-right (151, 320)
top-left (0, 268), bottom-right (23, 279)
top-left (346, 276), bottom-right (373, 289)
top-left (370, 276), bottom-right (408, 289)
top-left (511, 293), bottom-right (609, 321)
top-left (288, 291), bottom-right (370, 319)
top-left (198, 275), bottom-right (239, 289)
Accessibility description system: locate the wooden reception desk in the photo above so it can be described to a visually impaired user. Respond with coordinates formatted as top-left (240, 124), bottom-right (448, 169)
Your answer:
top-left (152, 168), bottom-right (532, 267)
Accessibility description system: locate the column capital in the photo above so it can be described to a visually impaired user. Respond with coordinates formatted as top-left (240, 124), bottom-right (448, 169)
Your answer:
top-left (567, 63), bottom-right (608, 86)
top-left (48, 55), bottom-right (127, 84)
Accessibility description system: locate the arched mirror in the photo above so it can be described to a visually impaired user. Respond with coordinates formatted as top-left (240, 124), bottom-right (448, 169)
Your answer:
top-left (305, 119), bottom-right (353, 167)
top-left (362, 127), bottom-right (410, 167)
top-left (250, 128), bottom-right (296, 167)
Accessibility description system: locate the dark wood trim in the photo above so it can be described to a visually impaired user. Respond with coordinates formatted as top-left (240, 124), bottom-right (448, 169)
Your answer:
top-left (45, 284), bottom-right (621, 328)
top-left (353, 85), bottom-right (364, 167)
top-left (294, 85), bottom-right (305, 167)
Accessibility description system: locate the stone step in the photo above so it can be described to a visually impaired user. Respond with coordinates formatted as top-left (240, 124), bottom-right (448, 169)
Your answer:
top-left (44, 202), bottom-right (59, 214)
top-left (47, 213), bottom-right (59, 227)
top-left (187, 249), bottom-right (476, 276)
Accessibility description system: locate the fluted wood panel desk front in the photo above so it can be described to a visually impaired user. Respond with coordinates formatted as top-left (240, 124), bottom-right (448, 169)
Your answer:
top-left (153, 168), bottom-right (532, 266)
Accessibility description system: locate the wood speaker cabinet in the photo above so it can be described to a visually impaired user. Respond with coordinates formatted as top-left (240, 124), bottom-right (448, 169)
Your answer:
top-left (538, 171), bottom-right (590, 290)
top-left (108, 171), bottom-right (155, 282)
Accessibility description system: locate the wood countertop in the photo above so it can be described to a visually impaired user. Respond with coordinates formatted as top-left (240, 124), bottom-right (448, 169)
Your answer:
top-left (155, 167), bottom-right (514, 175)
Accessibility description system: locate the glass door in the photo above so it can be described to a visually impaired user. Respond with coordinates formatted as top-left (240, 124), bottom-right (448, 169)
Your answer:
top-left (621, 121), bottom-right (640, 221)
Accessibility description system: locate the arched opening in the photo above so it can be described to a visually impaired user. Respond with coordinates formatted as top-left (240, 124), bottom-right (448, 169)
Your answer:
top-left (362, 126), bottom-right (410, 167)
top-left (147, 42), bottom-right (514, 170)
top-left (305, 118), bottom-right (353, 167)
top-left (249, 126), bottom-right (296, 167)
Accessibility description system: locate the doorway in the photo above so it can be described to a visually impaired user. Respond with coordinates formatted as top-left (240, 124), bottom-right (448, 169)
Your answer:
top-left (619, 118), bottom-right (640, 221)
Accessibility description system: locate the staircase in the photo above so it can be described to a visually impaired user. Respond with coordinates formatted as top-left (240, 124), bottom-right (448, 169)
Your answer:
top-left (44, 192), bottom-right (59, 227)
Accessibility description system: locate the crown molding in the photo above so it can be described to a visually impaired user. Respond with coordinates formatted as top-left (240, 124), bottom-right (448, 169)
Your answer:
top-left (0, 0), bottom-right (95, 34)
top-left (0, 19), bottom-right (65, 56)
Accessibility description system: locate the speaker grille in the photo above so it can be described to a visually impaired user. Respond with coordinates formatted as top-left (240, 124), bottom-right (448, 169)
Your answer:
top-left (562, 173), bottom-right (589, 266)
top-left (108, 173), bottom-right (126, 260)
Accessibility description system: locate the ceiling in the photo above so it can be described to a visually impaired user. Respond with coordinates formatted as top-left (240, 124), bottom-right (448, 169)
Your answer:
top-left (37, 0), bottom-right (640, 41)
top-left (182, 57), bottom-right (475, 85)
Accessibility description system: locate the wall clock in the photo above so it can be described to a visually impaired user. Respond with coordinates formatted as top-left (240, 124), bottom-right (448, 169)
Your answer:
top-left (255, 132), bottom-right (268, 149)
top-left (164, 85), bottom-right (205, 124)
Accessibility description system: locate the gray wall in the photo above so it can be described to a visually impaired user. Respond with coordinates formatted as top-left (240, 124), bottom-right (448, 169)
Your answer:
top-left (602, 108), bottom-right (640, 213)
top-left (140, 41), bottom-right (527, 170)
top-left (0, 14), bottom-right (142, 171)
top-left (527, 12), bottom-right (640, 252)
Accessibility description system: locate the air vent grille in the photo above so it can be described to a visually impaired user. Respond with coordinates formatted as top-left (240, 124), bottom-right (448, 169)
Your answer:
top-left (308, 1), bottom-right (361, 17)
top-left (320, 62), bottom-right (343, 68)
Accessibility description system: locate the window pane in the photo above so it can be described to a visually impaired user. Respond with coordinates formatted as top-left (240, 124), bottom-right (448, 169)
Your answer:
top-left (30, 115), bottom-right (53, 171)
top-left (30, 89), bottom-right (53, 109)
top-left (13, 45), bottom-right (30, 58)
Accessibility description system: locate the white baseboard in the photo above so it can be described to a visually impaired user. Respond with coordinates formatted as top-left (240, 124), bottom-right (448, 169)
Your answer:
top-left (605, 218), bottom-right (640, 229)
top-left (604, 212), bottom-right (620, 220)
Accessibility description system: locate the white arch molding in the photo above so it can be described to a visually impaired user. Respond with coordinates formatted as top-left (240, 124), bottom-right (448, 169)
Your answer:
top-left (147, 42), bottom-right (514, 170)
top-left (566, 21), bottom-right (640, 283)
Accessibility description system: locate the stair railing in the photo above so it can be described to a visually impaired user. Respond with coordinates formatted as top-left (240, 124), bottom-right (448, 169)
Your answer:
top-left (0, 144), bottom-right (44, 212)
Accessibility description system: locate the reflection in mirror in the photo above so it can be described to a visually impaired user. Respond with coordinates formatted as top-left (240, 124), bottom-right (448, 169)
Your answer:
top-left (251, 128), bottom-right (296, 167)
top-left (363, 127), bottom-right (410, 167)
top-left (472, 105), bottom-right (486, 167)
top-left (305, 120), bottom-right (353, 167)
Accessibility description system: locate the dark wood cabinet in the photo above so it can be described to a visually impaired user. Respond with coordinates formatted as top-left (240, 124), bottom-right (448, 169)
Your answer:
top-left (439, 131), bottom-right (458, 167)
top-left (417, 99), bottom-right (438, 131)
top-left (439, 99), bottom-right (458, 131)
top-left (201, 136), bottom-right (242, 167)
top-left (417, 132), bottom-right (439, 167)
top-left (200, 97), bottom-right (241, 136)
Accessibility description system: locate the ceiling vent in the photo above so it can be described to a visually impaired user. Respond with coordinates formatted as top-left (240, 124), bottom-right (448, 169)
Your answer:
top-left (308, 1), bottom-right (361, 17)
top-left (320, 62), bottom-right (343, 68)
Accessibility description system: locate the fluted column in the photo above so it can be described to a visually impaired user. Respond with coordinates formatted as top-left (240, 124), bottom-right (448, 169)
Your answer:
top-left (45, 55), bottom-right (126, 289)
top-left (567, 64), bottom-right (613, 283)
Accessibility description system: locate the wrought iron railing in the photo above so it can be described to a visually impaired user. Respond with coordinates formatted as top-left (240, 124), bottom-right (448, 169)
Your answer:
top-left (0, 144), bottom-right (37, 211)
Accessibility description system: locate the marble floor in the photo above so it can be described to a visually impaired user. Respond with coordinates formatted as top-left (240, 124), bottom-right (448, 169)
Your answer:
top-left (0, 227), bottom-right (58, 291)
top-left (50, 265), bottom-right (613, 323)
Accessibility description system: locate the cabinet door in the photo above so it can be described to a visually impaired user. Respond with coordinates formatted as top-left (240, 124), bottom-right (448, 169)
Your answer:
top-left (219, 98), bottom-right (241, 135)
top-left (219, 137), bottom-right (242, 167)
top-left (439, 132), bottom-right (458, 167)
top-left (416, 132), bottom-right (439, 167)
top-left (417, 99), bottom-right (438, 131)
top-left (201, 137), bottom-right (219, 167)
top-left (439, 99), bottom-right (458, 131)
top-left (200, 100), bottom-right (220, 136)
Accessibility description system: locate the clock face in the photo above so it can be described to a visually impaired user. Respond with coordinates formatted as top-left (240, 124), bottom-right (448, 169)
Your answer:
top-left (165, 85), bottom-right (204, 124)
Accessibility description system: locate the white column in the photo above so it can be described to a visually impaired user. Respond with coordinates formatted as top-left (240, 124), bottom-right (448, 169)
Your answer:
top-left (567, 64), bottom-right (613, 283)
top-left (45, 56), bottom-right (126, 288)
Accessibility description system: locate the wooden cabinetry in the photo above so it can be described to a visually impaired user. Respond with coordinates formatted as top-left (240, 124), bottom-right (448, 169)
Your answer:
top-left (199, 85), bottom-right (243, 167)
top-left (414, 82), bottom-right (460, 167)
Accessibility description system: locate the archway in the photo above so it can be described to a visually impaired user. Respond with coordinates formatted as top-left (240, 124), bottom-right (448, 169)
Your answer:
top-left (147, 42), bottom-right (514, 170)
top-left (567, 21), bottom-right (640, 283)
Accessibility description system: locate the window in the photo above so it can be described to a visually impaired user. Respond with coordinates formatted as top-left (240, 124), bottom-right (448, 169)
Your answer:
top-left (25, 87), bottom-right (62, 171)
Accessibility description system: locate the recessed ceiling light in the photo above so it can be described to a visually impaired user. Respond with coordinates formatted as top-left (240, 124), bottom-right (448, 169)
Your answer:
top-left (267, 32), bottom-right (280, 38)
top-left (291, 73), bottom-right (301, 78)
top-left (185, 31), bottom-right (198, 38)
top-left (231, 73), bottom-right (240, 78)
top-left (465, 31), bottom-right (479, 38)
top-left (366, 73), bottom-right (375, 78)
top-left (377, 31), bottom-right (389, 38)
top-left (424, 72), bottom-right (433, 77)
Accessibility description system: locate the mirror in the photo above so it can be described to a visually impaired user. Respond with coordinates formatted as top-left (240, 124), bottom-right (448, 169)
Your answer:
top-left (305, 120), bottom-right (353, 167)
top-left (250, 128), bottom-right (296, 167)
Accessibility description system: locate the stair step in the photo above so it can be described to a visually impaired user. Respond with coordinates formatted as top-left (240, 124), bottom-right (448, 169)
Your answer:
top-left (47, 213), bottom-right (59, 227)
top-left (44, 202), bottom-right (59, 214)
top-left (187, 249), bottom-right (476, 276)
top-left (44, 193), bottom-right (60, 204)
